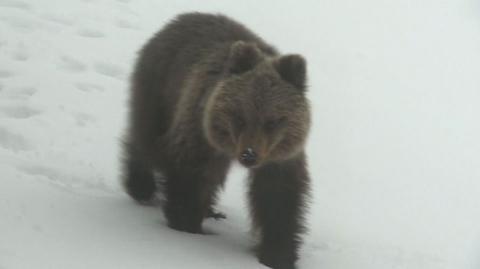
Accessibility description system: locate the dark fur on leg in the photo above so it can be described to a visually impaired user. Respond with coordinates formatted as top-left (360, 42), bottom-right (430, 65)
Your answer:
top-left (163, 170), bottom-right (205, 233)
top-left (123, 143), bottom-right (156, 203)
top-left (249, 153), bottom-right (310, 269)
top-left (162, 155), bottom-right (230, 233)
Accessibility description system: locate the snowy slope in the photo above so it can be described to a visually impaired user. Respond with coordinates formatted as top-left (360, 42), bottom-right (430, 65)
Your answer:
top-left (1, 0), bottom-right (479, 268)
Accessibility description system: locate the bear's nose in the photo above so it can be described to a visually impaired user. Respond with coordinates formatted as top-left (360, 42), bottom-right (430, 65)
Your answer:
top-left (239, 148), bottom-right (257, 167)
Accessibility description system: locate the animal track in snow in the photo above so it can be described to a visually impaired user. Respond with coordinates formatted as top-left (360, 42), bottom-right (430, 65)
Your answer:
top-left (94, 62), bottom-right (124, 79)
top-left (0, 70), bottom-right (14, 78)
top-left (114, 18), bottom-right (139, 29)
top-left (308, 242), bottom-right (332, 251)
top-left (58, 56), bottom-right (87, 72)
top-left (73, 112), bottom-right (95, 126)
top-left (75, 82), bottom-right (104, 92)
top-left (3, 87), bottom-right (37, 99)
top-left (21, 165), bottom-right (64, 183)
top-left (12, 50), bottom-right (29, 61)
top-left (0, 105), bottom-right (42, 119)
top-left (8, 42), bottom-right (29, 61)
top-left (0, 127), bottom-right (31, 151)
top-left (17, 87), bottom-right (36, 96)
top-left (76, 28), bottom-right (105, 38)
top-left (20, 164), bottom-right (93, 191)
top-left (0, 0), bottom-right (32, 10)
top-left (0, 16), bottom-right (37, 31)
top-left (0, 87), bottom-right (37, 100)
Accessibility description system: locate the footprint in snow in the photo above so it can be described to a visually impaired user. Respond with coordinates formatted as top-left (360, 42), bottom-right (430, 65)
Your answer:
top-left (1, 16), bottom-right (37, 31)
top-left (77, 28), bottom-right (105, 38)
top-left (94, 62), bottom-right (125, 80)
top-left (17, 87), bottom-right (36, 96)
top-left (0, 0), bottom-right (32, 10)
top-left (308, 242), bottom-right (332, 252)
top-left (12, 50), bottom-right (29, 61)
top-left (0, 127), bottom-right (31, 151)
top-left (21, 165), bottom-right (63, 183)
top-left (2, 87), bottom-right (37, 99)
top-left (58, 56), bottom-right (87, 73)
top-left (20, 164), bottom-right (91, 191)
top-left (73, 112), bottom-right (95, 127)
top-left (0, 105), bottom-right (42, 119)
top-left (115, 18), bottom-right (139, 30)
top-left (75, 82), bottom-right (104, 92)
top-left (0, 70), bottom-right (14, 78)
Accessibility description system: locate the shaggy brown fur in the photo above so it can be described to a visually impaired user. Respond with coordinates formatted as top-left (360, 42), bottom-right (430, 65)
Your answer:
top-left (123, 12), bottom-right (311, 269)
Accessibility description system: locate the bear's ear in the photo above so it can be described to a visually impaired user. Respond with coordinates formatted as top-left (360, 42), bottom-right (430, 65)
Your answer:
top-left (275, 54), bottom-right (307, 90)
top-left (227, 41), bottom-right (261, 74)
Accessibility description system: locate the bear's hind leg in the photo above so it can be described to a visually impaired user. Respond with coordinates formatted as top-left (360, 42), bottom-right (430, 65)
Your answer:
top-left (123, 144), bottom-right (156, 203)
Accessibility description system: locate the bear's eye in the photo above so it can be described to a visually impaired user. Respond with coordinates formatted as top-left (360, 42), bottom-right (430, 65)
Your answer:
top-left (264, 117), bottom-right (286, 132)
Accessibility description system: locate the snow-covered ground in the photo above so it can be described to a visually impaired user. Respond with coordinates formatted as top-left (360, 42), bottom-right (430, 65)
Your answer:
top-left (1, 0), bottom-right (479, 268)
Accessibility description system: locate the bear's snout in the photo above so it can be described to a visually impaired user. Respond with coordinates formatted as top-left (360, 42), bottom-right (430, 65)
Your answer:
top-left (239, 148), bottom-right (258, 167)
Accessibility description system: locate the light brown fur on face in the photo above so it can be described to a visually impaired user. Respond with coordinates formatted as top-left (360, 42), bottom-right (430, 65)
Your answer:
top-left (203, 46), bottom-right (310, 167)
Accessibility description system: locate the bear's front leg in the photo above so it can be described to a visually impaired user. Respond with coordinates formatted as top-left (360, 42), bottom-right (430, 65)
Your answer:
top-left (163, 170), bottom-right (207, 234)
top-left (248, 154), bottom-right (310, 269)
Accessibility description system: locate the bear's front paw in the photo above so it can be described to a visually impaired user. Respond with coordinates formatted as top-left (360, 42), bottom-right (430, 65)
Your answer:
top-left (206, 207), bottom-right (227, 220)
top-left (164, 202), bottom-right (203, 234)
top-left (258, 247), bottom-right (296, 269)
top-left (125, 177), bottom-right (156, 203)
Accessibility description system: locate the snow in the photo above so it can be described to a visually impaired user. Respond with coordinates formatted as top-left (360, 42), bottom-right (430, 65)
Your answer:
top-left (1, 0), bottom-right (479, 268)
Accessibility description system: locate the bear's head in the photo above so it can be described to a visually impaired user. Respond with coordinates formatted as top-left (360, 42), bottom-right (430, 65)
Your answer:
top-left (203, 41), bottom-right (311, 168)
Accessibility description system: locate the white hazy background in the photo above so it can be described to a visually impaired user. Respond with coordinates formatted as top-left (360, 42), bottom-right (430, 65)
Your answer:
top-left (0, 0), bottom-right (479, 268)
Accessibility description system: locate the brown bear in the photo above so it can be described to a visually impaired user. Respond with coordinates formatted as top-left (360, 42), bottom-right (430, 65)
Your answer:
top-left (123, 12), bottom-right (311, 269)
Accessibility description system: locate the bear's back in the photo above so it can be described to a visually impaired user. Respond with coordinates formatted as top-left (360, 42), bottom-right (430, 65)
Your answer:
top-left (129, 13), bottom-right (276, 153)
top-left (134, 13), bottom-right (276, 87)
top-left (161, 13), bottom-right (276, 54)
